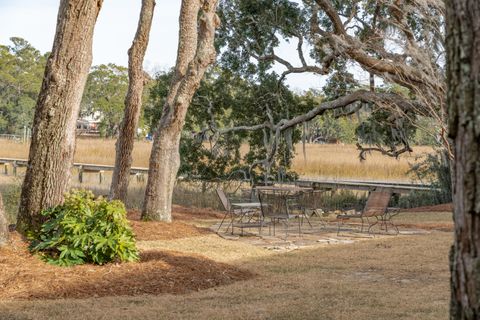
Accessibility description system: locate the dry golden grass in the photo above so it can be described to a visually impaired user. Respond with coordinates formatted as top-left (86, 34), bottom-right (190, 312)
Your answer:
top-left (0, 230), bottom-right (451, 320)
top-left (0, 138), bottom-right (152, 167)
top-left (0, 139), bottom-right (432, 181)
top-left (291, 144), bottom-right (433, 181)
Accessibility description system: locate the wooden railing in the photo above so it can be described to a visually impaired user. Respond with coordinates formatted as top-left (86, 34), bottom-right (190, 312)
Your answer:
top-left (0, 157), bottom-right (439, 193)
top-left (0, 158), bottom-right (147, 184)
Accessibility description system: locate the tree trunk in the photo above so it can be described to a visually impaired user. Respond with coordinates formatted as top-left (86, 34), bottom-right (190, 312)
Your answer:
top-left (0, 193), bottom-right (8, 245)
top-left (110, 0), bottom-right (156, 202)
top-left (142, 0), bottom-right (220, 221)
top-left (17, 0), bottom-right (103, 234)
top-left (446, 0), bottom-right (480, 318)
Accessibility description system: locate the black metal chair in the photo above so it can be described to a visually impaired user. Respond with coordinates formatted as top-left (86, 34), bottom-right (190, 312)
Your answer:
top-left (258, 189), bottom-right (306, 239)
top-left (299, 189), bottom-right (328, 227)
top-left (216, 188), bottom-right (261, 234)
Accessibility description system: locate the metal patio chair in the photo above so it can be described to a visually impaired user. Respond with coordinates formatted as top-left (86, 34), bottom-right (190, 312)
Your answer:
top-left (299, 189), bottom-right (329, 227)
top-left (336, 188), bottom-right (400, 235)
top-left (258, 189), bottom-right (307, 239)
top-left (216, 188), bottom-right (261, 234)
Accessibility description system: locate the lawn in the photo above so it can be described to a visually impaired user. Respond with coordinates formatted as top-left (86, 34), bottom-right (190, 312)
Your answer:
top-left (0, 139), bottom-right (450, 319)
top-left (0, 206), bottom-right (452, 320)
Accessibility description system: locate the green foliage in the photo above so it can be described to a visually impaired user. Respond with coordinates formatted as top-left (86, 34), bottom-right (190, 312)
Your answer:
top-left (81, 64), bottom-right (129, 137)
top-left (318, 190), bottom-right (367, 212)
top-left (402, 151), bottom-right (452, 207)
top-left (413, 116), bottom-right (439, 146)
top-left (217, 0), bottom-right (303, 76)
top-left (147, 69), bottom-right (315, 182)
top-left (0, 37), bottom-right (47, 134)
top-left (0, 38), bottom-right (150, 138)
top-left (143, 70), bottom-right (172, 131)
top-left (30, 190), bottom-right (139, 266)
top-left (356, 107), bottom-right (416, 151)
top-left (314, 112), bottom-right (358, 144)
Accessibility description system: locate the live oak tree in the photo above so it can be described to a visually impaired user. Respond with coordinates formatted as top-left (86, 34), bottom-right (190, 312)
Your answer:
top-left (17, 0), bottom-right (103, 234)
top-left (214, 0), bottom-right (447, 160)
top-left (142, 0), bottom-right (220, 221)
top-left (183, 70), bottom-right (318, 183)
top-left (110, 0), bottom-right (156, 202)
top-left (446, 0), bottom-right (480, 318)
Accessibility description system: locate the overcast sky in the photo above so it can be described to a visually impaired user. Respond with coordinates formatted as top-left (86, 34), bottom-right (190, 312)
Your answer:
top-left (0, 0), bottom-right (329, 91)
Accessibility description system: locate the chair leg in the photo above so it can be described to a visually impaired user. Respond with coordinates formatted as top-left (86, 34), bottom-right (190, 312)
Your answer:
top-left (217, 213), bottom-right (228, 232)
top-left (298, 216), bottom-right (302, 236)
top-left (304, 213), bottom-right (313, 228)
top-left (285, 219), bottom-right (289, 240)
top-left (367, 217), bottom-right (380, 235)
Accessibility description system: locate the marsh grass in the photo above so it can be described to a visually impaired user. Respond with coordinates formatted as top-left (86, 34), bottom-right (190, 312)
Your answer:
top-left (0, 138), bottom-right (438, 218)
top-left (0, 139), bottom-right (432, 181)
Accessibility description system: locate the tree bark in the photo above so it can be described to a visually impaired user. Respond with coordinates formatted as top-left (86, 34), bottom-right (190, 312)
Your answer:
top-left (142, 0), bottom-right (220, 221)
top-left (17, 0), bottom-right (103, 234)
top-left (110, 0), bottom-right (156, 202)
top-left (0, 193), bottom-right (8, 245)
top-left (446, 0), bottom-right (480, 318)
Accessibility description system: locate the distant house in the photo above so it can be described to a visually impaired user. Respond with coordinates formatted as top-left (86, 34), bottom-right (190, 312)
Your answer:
top-left (76, 113), bottom-right (101, 136)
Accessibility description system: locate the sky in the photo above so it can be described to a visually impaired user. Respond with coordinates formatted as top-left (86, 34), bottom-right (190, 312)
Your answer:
top-left (0, 0), bottom-right (327, 91)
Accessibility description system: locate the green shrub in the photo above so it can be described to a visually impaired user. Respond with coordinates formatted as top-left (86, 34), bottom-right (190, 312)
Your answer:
top-left (30, 190), bottom-right (139, 266)
top-left (405, 150), bottom-right (452, 206)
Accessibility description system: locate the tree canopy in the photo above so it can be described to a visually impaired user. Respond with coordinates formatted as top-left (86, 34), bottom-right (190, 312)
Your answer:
top-left (0, 38), bottom-right (47, 134)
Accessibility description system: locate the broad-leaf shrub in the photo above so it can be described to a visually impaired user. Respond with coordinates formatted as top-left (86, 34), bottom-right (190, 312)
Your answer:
top-left (30, 190), bottom-right (139, 266)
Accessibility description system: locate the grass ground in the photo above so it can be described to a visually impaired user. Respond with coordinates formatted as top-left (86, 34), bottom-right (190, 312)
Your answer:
top-left (0, 224), bottom-right (452, 320)
top-left (0, 139), bottom-right (432, 181)
top-left (0, 138), bottom-right (449, 319)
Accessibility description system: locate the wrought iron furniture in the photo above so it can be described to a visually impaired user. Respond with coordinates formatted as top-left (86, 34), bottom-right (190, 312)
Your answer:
top-left (299, 189), bottom-right (329, 227)
top-left (216, 188), bottom-right (262, 235)
top-left (336, 188), bottom-right (400, 235)
top-left (257, 186), bottom-right (312, 239)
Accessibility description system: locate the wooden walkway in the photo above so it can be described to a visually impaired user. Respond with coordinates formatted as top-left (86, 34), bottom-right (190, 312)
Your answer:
top-left (0, 157), bottom-right (147, 184)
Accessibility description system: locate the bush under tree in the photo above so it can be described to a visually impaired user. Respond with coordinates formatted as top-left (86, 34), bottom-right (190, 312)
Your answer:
top-left (30, 190), bottom-right (139, 266)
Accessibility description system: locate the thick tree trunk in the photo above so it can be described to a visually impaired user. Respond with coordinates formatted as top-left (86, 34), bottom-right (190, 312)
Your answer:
top-left (142, 0), bottom-right (219, 221)
top-left (446, 0), bottom-right (480, 318)
top-left (0, 194), bottom-right (8, 245)
top-left (17, 0), bottom-right (103, 234)
top-left (110, 0), bottom-right (156, 202)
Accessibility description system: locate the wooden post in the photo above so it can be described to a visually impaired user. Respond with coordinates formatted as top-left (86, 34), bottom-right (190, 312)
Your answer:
top-left (136, 173), bottom-right (145, 183)
top-left (12, 161), bottom-right (17, 176)
top-left (78, 166), bottom-right (84, 184)
top-left (4, 163), bottom-right (9, 176)
top-left (99, 170), bottom-right (104, 184)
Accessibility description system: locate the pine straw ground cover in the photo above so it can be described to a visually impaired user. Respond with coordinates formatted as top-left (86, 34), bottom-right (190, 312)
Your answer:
top-left (0, 207), bottom-right (253, 300)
